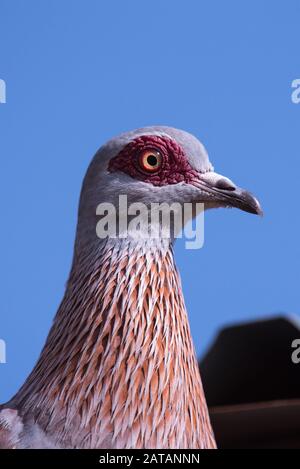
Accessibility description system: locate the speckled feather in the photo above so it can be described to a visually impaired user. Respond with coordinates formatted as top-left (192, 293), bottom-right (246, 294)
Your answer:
top-left (5, 238), bottom-right (215, 448)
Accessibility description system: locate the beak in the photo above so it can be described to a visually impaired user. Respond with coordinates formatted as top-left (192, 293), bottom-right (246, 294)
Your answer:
top-left (191, 171), bottom-right (263, 216)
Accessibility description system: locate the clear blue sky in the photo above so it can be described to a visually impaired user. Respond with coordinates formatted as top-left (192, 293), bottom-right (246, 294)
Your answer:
top-left (1, 0), bottom-right (299, 403)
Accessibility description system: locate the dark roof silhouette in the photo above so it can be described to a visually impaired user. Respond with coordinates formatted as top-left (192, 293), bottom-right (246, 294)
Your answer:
top-left (200, 316), bottom-right (300, 448)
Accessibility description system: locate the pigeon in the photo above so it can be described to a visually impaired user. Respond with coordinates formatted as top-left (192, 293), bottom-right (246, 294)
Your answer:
top-left (0, 126), bottom-right (262, 448)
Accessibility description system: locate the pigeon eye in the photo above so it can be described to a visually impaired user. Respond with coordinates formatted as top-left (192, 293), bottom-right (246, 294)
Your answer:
top-left (139, 149), bottom-right (162, 173)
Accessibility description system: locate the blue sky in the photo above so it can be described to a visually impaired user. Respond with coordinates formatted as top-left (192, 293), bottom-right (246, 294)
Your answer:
top-left (1, 0), bottom-right (299, 402)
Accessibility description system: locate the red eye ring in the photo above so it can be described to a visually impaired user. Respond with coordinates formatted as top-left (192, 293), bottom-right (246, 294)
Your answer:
top-left (138, 148), bottom-right (162, 173)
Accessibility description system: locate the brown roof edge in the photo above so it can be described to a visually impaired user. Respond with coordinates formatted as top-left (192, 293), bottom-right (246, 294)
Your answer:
top-left (210, 399), bottom-right (300, 449)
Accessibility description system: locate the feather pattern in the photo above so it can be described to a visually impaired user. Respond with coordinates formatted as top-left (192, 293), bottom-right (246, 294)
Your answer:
top-left (9, 237), bottom-right (216, 449)
top-left (0, 409), bottom-right (24, 448)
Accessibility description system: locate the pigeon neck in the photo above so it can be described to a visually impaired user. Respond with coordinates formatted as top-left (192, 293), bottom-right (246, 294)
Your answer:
top-left (12, 237), bottom-right (215, 449)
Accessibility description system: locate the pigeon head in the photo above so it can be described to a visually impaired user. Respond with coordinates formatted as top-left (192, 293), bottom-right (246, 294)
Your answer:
top-left (82, 126), bottom-right (261, 211)
top-left (77, 126), bottom-right (262, 244)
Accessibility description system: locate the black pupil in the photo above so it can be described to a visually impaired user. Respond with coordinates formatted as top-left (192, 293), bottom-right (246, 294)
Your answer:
top-left (147, 154), bottom-right (158, 167)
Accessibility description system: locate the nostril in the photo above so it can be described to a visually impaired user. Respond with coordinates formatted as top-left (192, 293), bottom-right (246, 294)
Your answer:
top-left (215, 177), bottom-right (236, 191)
